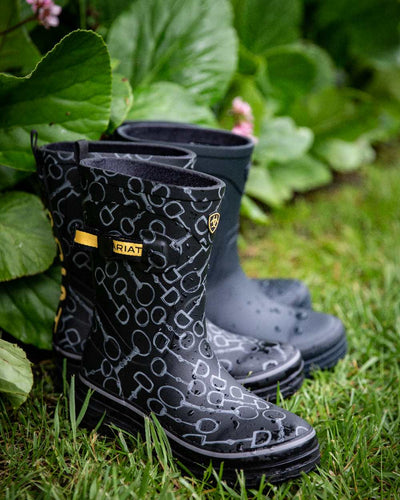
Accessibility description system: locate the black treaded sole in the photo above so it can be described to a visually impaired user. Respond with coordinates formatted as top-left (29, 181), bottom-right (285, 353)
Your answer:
top-left (244, 360), bottom-right (305, 401)
top-left (75, 374), bottom-right (320, 487)
top-left (54, 347), bottom-right (81, 383)
top-left (304, 336), bottom-right (347, 376)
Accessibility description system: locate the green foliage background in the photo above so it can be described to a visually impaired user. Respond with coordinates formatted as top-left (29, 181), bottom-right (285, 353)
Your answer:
top-left (0, 0), bottom-right (399, 404)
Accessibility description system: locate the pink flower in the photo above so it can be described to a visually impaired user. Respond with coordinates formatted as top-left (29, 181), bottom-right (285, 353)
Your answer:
top-left (231, 97), bottom-right (253, 121)
top-left (232, 121), bottom-right (258, 143)
top-left (26, 0), bottom-right (62, 28)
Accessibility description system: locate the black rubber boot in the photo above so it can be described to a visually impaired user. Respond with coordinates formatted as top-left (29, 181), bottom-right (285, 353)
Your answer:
top-left (32, 136), bottom-right (304, 400)
top-left (75, 156), bottom-right (320, 484)
top-left (32, 137), bottom-right (195, 377)
top-left (115, 122), bottom-right (347, 373)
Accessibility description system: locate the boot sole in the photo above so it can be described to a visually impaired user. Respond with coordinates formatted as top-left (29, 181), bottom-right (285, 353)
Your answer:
top-left (53, 346), bottom-right (81, 384)
top-left (303, 335), bottom-right (347, 376)
top-left (75, 374), bottom-right (320, 486)
top-left (243, 360), bottom-right (305, 401)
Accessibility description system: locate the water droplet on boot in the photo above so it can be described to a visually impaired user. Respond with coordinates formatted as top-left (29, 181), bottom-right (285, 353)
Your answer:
top-left (294, 326), bottom-right (303, 335)
top-left (295, 311), bottom-right (308, 320)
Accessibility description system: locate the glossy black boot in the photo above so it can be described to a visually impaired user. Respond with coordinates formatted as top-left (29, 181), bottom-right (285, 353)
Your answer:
top-left (115, 122), bottom-right (347, 373)
top-left (32, 136), bottom-right (304, 399)
top-left (74, 156), bottom-right (320, 484)
top-left (32, 137), bottom-right (195, 377)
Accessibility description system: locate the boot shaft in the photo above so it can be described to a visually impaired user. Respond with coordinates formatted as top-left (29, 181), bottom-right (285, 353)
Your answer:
top-left (31, 136), bottom-right (197, 355)
top-left (78, 157), bottom-right (225, 340)
top-left (77, 157), bottom-right (226, 407)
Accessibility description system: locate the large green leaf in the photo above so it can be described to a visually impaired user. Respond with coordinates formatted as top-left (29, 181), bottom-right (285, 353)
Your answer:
top-left (0, 30), bottom-right (112, 171)
top-left (254, 117), bottom-right (314, 165)
top-left (314, 138), bottom-right (376, 172)
top-left (240, 194), bottom-right (269, 225)
top-left (257, 45), bottom-right (317, 111)
top-left (0, 338), bottom-right (33, 408)
top-left (232, 0), bottom-right (301, 55)
top-left (0, 266), bottom-right (60, 350)
top-left (257, 43), bottom-right (336, 109)
top-left (270, 154), bottom-right (333, 193)
top-left (245, 166), bottom-right (290, 207)
top-left (311, 0), bottom-right (400, 68)
top-left (0, 0), bottom-right (40, 75)
top-left (106, 72), bottom-right (134, 134)
top-left (0, 165), bottom-right (31, 191)
top-left (126, 82), bottom-right (217, 126)
top-left (86, 0), bottom-right (136, 33)
top-left (289, 88), bottom-right (381, 141)
top-left (0, 191), bottom-right (56, 282)
top-left (107, 0), bottom-right (237, 106)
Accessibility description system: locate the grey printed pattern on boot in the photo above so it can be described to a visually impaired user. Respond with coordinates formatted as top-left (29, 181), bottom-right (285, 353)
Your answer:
top-left (74, 157), bottom-right (319, 484)
top-left (32, 138), bottom-right (304, 400)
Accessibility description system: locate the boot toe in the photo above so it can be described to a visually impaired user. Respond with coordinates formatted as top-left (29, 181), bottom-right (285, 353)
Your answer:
top-left (255, 278), bottom-right (312, 308)
top-left (289, 311), bottom-right (347, 373)
top-left (207, 319), bottom-right (304, 400)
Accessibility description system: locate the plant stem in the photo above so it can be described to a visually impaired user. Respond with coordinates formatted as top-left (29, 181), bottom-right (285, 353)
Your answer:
top-left (0, 15), bottom-right (36, 37)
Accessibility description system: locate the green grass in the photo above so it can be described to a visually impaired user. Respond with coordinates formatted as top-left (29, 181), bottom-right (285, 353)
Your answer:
top-left (1, 152), bottom-right (400, 499)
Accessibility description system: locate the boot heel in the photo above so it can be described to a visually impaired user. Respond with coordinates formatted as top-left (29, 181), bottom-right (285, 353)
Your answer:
top-left (53, 350), bottom-right (81, 391)
top-left (75, 377), bottom-right (144, 438)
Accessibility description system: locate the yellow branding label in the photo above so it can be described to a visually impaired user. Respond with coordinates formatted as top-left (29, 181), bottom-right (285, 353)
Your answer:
top-left (54, 307), bottom-right (62, 333)
top-left (113, 241), bottom-right (143, 257)
top-left (208, 212), bottom-right (220, 234)
top-left (55, 237), bottom-right (64, 261)
top-left (74, 230), bottom-right (98, 248)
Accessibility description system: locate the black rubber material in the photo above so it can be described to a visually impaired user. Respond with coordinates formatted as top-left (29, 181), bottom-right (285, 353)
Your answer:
top-left (75, 156), bottom-right (320, 484)
top-left (76, 374), bottom-right (320, 487)
top-left (243, 360), bottom-right (305, 400)
top-left (115, 121), bottom-right (347, 372)
top-left (34, 137), bottom-right (306, 398)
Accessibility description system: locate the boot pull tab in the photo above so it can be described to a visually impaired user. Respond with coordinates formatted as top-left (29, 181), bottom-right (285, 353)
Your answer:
top-left (74, 140), bottom-right (90, 165)
top-left (30, 130), bottom-right (39, 158)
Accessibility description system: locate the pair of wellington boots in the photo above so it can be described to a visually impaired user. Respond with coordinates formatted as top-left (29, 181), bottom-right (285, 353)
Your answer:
top-left (33, 135), bottom-right (306, 400)
top-left (33, 134), bottom-right (320, 484)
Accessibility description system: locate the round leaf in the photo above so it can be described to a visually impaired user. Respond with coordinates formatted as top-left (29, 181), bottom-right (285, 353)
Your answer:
top-left (0, 338), bottom-right (33, 408)
top-left (255, 117), bottom-right (314, 164)
top-left (106, 72), bottom-right (134, 134)
top-left (0, 30), bottom-right (112, 171)
top-left (0, 267), bottom-right (60, 350)
top-left (314, 138), bottom-right (376, 172)
top-left (232, 0), bottom-right (301, 55)
top-left (0, 192), bottom-right (56, 281)
top-left (127, 82), bottom-right (217, 126)
top-left (107, 0), bottom-right (237, 106)
top-left (245, 166), bottom-right (291, 207)
top-left (270, 154), bottom-right (333, 192)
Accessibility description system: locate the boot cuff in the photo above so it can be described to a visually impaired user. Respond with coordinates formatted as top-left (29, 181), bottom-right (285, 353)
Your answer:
top-left (38, 140), bottom-right (196, 167)
top-left (79, 157), bottom-right (225, 202)
top-left (116, 122), bottom-right (254, 160)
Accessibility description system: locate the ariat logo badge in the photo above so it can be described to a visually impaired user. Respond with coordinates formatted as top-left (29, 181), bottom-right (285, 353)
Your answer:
top-left (113, 241), bottom-right (143, 257)
top-left (208, 212), bottom-right (220, 234)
